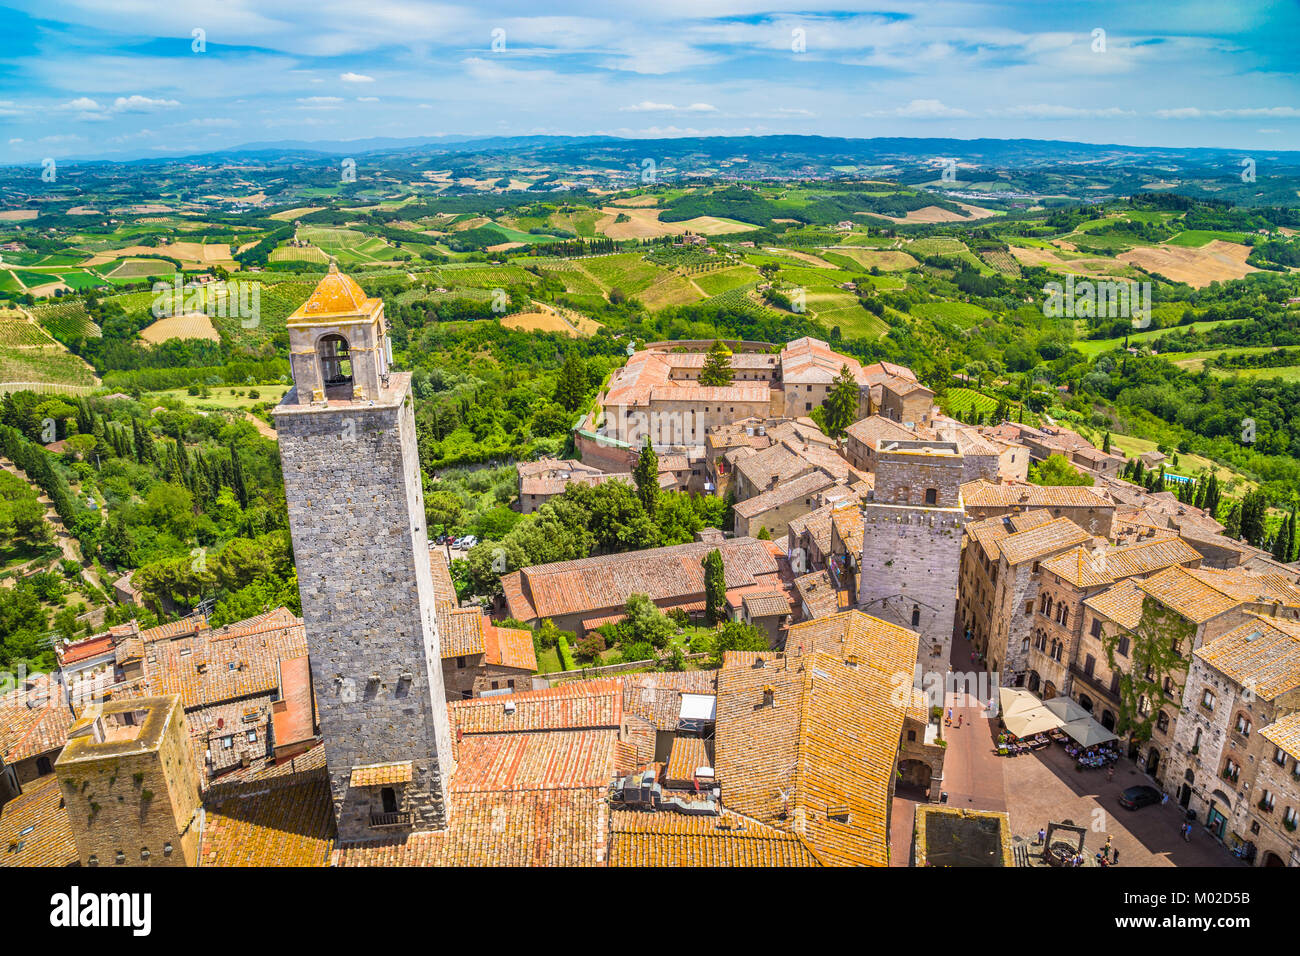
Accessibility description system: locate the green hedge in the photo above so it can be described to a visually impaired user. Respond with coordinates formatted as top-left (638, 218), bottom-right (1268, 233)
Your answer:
top-left (556, 633), bottom-right (577, 671)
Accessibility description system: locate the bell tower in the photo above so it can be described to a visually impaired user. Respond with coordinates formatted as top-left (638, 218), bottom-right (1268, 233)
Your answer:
top-left (273, 265), bottom-right (454, 841)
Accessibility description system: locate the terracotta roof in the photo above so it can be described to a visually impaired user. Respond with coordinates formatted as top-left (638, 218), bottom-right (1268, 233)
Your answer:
top-left (140, 620), bottom-right (308, 710)
top-left (783, 609), bottom-right (921, 663)
top-left (502, 537), bottom-right (780, 622)
top-left (1039, 536), bottom-right (1203, 588)
top-left (1136, 565), bottom-right (1251, 623)
top-left (0, 678), bottom-right (75, 764)
top-left (733, 469), bottom-right (839, 519)
top-left (452, 729), bottom-right (618, 791)
top-left (440, 607), bottom-right (487, 658)
top-left (1083, 579), bottom-right (1146, 629)
top-left (1194, 615), bottom-right (1300, 700)
top-left (960, 479), bottom-right (1112, 511)
top-left (332, 788), bottom-right (607, 867)
top-left (483, 622), bottom-right (538, 671)
top-left (793, 569), bottom-right (846, 620)
top-left (0, 775), bottom-right (77, 868)
top-left (350, 761), bottom-right (414, 788)
top-left (200, 771), bottom-right (335, 866)
top-left (56, 635), bottom-right (115, 666)
top-left (450, 680), bottom-right (623, 737)
top-left (664, 736), bottom-right (712, 788)
top-left (846, 415), bottom-right (916, 447)
top-left (994, 516), bottom-right (1093, 566)
top-left (743, 589), bottom-right (792, 620)
top-left (714, 641), bottom-right (915, 866)
top-left (1260, 711), bottom-right (1300, 761)
top-left (609, 809), bottom-right (819, 866)
top-left (622, 672), bottom-right (718, 731)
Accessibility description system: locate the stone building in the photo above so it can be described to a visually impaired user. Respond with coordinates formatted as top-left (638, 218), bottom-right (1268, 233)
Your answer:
top-left (273, 265), bottom-right (455, 841)
top-left (1079, 565), bottom-right (1300, 787)
top-left (957, 512), bottom-right (1094, 687)
top-left (858, 440), bottom-right (967, 666)
top-left (55, 695), bottom-right (202, 867)
top-left (960, 479), bottom-right (1115, 538)
top-left (1250, 712), bottom-right (1300, 866)
top-left (1165, 615), bottom-right (1300, 855)
top-left (843, 415), bottom-right (917, 473)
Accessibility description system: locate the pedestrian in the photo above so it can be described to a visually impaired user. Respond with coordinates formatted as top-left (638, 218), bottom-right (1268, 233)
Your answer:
top-left (945, 707), bottom-right (952, 727)
top-left (1113, 846), bottom-right (1119, 865)
top-left (1036, 828), bottom-right (1046, 846)
top-left (1107, 765), bottom-right (1115, 782)
top-left (957, 714), bottom-right (964, 728)
top-left (1161, 792), bottom-right (1169, 807)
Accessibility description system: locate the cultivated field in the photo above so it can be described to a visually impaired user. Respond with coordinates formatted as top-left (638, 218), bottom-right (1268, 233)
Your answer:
top-left (1116, 240), bottom-right (1257, 288)
top-left (593, 206), bottom-right (759, 240)
top-left (139, 313), bottom-right (221, 345)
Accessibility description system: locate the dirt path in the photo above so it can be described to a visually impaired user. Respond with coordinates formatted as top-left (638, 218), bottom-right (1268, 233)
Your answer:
top-left (244, 412), bottom-right (277, 440)
top-left (0, 456), bottom-right (101, 591)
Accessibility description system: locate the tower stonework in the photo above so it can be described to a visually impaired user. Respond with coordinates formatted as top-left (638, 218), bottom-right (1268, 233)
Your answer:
top-left (858, 440), bottom-right (966, 667)
top-left (273, 266), bottom-right (454, 842)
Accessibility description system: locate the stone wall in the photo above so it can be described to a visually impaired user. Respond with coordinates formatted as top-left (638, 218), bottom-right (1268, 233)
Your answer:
top-left (274, 374), bottom-right (454, 841)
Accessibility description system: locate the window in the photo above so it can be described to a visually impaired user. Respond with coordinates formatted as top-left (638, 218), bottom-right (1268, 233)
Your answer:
top-left (1156, 711), bottom-right (1169, 733)
top-left (246, 730), bottom-right (257, 743)
top-left (924, 488), bottom-right (938, 505)
top-left (1224, 758), bottom-right (1240, 783)
top-left (1260, 790), bottom-right (1275, 812)
top-left (1083, 655), bottom-right (1095, 677)
top-left (1284, 807), bottom-right (1298, 828)
top-left (1235, 713), bottom-right (1251, 736)
top-left (1201, 689), bottom-right (1216, 712)
top-left (1117, 636), bottom-right (1130, 657)
top-left (1275, 747), bottom-right (1289, 767)
top-left (911, 605), bottom-right (921, 627)
top-left (1090, 618), bottom-right (1102, 639)
top-left (221, 735), bottom-right (234, 750)
top-left (1025, 601), bottom-right (1034, 617)
top-left (456, 656), bottom-right (467, 669)
top-left (318, 334), bottom-right (353, 387)
top-left (380, 787), bottom-right (398, 814)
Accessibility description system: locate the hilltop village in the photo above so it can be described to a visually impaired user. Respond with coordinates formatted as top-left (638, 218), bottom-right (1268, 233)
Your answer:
top-left (3, 266), bottom-right (1300, 869)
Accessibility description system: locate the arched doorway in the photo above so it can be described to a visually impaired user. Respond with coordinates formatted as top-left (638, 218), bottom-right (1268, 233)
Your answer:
top-left (1101, 710), bottom-right (1116, 730)
top-left (897, 759), bottom-right (933, 798)
top-left (318, 334), bottom-right (353, 391)
top-left (1179, 769), bottom-right (1194, 808)
top-left (1078, 695), bottom-right (1094, 713)
top-left (1262, 851), bottom-right (1285, 867)
top-left (1027, 671), bottom-right (1041, 693)
top-left (1146, 747), bottom-right (1160, 777)
top-left (1043, 681), bottom-right (1057, 700)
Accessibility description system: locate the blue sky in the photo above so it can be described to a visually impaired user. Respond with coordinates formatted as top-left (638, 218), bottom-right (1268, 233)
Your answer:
top-left (2, 1), bottom-right (1299, 163)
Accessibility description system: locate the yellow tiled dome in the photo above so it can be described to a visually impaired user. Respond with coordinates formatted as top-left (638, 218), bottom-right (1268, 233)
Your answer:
top-left (294, 262), bottom-right (370, 317)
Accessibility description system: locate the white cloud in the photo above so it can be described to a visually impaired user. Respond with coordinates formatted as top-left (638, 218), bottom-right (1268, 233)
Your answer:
top-left (356, 96), bottom-right (380, 102)
top-left (59, 97), bottom-right (101, 111)
top-left (1155, 106), bottom-right (1300, 119)
top-left (620, 101), bottom-right (717, 113)
top-left (867, 99), bottom-right (974, 119)
top-left (112, 95), bottom-right (181, 112)
top-left (340, 72), bottom-right (374, 83)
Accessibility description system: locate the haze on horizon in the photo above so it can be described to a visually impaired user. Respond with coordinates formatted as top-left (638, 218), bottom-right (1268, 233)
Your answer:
top-left (1, 0), bottom-right (1298, 164)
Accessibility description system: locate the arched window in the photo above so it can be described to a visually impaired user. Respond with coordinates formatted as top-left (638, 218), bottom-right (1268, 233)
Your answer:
top-left (911, 605), bottom-right (921, 627)
top-left (318, 334), bottom-right (352, 388)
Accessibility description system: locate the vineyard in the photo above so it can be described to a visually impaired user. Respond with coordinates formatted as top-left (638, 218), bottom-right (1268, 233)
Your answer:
top-left (0, 312), bottom-right (98, 394)
top-left (701, 285), bottom-right (781, 320)
top-left (31, 299), bottom-right (102, 340)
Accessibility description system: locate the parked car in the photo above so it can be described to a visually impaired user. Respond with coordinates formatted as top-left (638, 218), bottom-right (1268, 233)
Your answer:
top-left (461, 535), bottom-right (478, 548)
top-left (1118, 785), bottom-right (1162, 810)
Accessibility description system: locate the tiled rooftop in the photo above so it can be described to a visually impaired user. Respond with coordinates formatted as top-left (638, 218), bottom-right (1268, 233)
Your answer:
top-left (0, 775), bottom-right (77, 868)
top-left (608, 809), bottom-right (819, 866)
top-left (1195, 615), bottom-right (1300, 700)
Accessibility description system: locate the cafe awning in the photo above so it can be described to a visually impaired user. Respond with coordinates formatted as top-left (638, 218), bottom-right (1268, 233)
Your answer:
top-left (1002, 706), bottom-right (1065, 738)
top-left (1042, 696), bottom-right (1091, 723)
top-left (999, 687), bottom-right (1043, 718)
top-left (1061, 716), bottom-right (1119, 747)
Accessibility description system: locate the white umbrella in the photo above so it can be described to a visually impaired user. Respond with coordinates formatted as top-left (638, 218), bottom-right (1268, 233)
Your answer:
top-left (1042, 696), bottom-right (1090, 723)
top-left (1003, 706), bottom-right (1065, 738)
top-left (999, 687), bottom-right (1042, 718)
top-left (1062, 717), bottom-right (1119, 747)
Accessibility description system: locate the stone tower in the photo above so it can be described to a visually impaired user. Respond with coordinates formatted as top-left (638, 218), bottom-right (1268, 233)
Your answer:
top-left (273, 265), bottom-right (454, 842)
top-left (56, 695), bottom-right (202, 867)
top-left (858, 439), bottom-right (967, 667)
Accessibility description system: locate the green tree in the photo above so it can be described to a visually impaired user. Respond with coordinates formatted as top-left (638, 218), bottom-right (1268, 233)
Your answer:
top-left (698, 340), bottom-right (734, 388)
top-left (1240, 490), bottom-right (1268, 546)
top-left (1029, 454), bottom-right (1094, 487)
top-left (553, 352), bottom-right (588, 412)
top-left (821, 363), bottom-right (859, 439)
top-left (632, 436), bottom-right (659, 517)
top-left (702, 547), bottom-right (726, 625)
top-left (709, 620), bottom-right (769, 667)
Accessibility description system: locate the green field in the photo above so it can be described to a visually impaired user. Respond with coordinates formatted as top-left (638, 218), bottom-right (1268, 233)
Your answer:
top-left (1072, 319), bottom-right (1248, 358)
top-left (911, 301), bottom-right (992, 328)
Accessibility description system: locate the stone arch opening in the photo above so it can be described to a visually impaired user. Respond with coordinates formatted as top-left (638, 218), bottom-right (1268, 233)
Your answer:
top-left (319, 334), bottom-right (353, 392)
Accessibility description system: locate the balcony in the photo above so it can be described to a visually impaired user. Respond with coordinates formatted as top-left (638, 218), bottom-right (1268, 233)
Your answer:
top-left (1068, 665), bottom-right (1117, 701)
top-left (369, 810), bottom-right (413, 828)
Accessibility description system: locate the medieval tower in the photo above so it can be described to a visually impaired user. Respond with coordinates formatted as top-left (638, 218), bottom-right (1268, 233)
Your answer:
top-left (273, 264), bottom-right (454, 841)
top-left (858, 439), bottom-right (967, 666)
